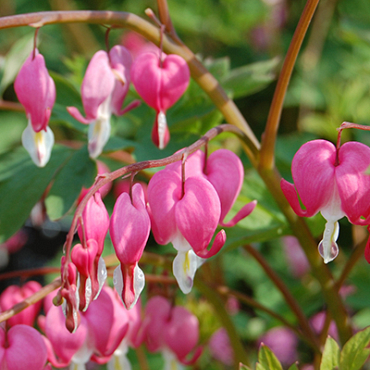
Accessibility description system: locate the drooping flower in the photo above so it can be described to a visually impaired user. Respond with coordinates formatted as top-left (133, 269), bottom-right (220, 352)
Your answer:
top-left (131, 52), bottom-right (190, 149)
top-left (147, 169), bottom-right (226, 293)
top-left (14, 49), bottom-right (56, 167)
top-left (74, 191), bottom-right (110, 311)
top-left (67, 45), bottom-right (138, 158)
top-left (281, 139), bottom-right (370, 263)
top-left (41, 287), bottom-right (128, 369)
top-left (109, 183), bottom-right (151, 309)
top-left (166, 149), bottom-right (257, 226)
top-left (0, 325), bottom-right (47, 370)
top-left (0, 281), bottom-right (42, 328)
top-left (142, 296), bottom-right (202, 369)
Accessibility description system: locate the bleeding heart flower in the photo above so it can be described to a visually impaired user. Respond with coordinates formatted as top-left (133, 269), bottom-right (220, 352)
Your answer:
top-left (110, 183), bottom-right (151, 309)
top-left (143, 296), bottom-right (202, 368)
top-left (67, 46), bottom-right (139, 158)
top-left (0, 281), bottom-right (42, 328)
top-left (281, 139), bottom-right (370, 263)
top-left (0, 325), bottom-right (47, 370)
top-left (147, 169), bottom-right (226, 293)
top-left (14, 49), bottom-right (55, 167)
top-left (74, 191), bottom-right (109, 310)
top-left (166, 149), bottom-right (257, 226)
top-left (131, 52), bottom-right (190, 149)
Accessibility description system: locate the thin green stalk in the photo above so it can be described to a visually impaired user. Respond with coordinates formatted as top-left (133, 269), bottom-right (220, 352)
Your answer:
top-left (335, 236), bottom-right (367, 291)
top-left (243, 245), bottom-right (320, 352)
top-left (194, 278), bottom-right (250, 369)
top-left (259, 0), bottom-right (320, 170)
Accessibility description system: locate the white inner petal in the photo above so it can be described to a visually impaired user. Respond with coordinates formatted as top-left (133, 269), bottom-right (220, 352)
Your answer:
top-left (173, 249), bottom-right (198, 294)
top-left (22, 120), bottom-right (54, 167)
top-left (157, 110), bottom-right (167, 150)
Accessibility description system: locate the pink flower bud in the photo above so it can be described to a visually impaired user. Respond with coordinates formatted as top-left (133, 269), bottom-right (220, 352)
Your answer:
top-left (131, 52), bottom-right (190, 149)
top-left (110, 183), bottom-right (151, 309)
top-left (14, 49), bottom-right (55, 167)
top-left (14, 49), bottom-right (55, 133)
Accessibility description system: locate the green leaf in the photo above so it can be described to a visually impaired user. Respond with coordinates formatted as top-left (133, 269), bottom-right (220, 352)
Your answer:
top-left (0, 145), bottom-right (73, 242)
top-left (45, 146), bottom-right (96, 220)
top-left (204, 56), bottom-right (231, 79)
top-left (320, 337), bottom-right (340, 370)
top-left (0, 33), bottom-right (34, 96)
top-left (224, 170), bottom-right (289, 250)
top-left (49, 71), bottom-right (81, 107)
top-left (288, 363), bottom-right (300, 370)
top-left (221, 57), bottom-right (279, 98)
top-left (339, 326), bottom-right (370, 370)
top-left (258, 344), bottom-right (283, 370)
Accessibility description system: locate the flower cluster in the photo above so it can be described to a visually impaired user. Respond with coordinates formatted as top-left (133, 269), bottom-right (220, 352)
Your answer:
top-left (0, 282), bottom-right (202, 370)
top-left (15, 42), bottom-right (190, 166)
top-left (59, 147), bottom-right (255, 332)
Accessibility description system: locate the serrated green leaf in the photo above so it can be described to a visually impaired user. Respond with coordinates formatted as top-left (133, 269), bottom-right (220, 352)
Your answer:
top-left (0, 145), bottom-right (73, 242)
top-left (221, 57), bottom-right (279, 98)
top-left (45, 146), bottom-right (96, 220)
top-left (0, 33), bottom-right (34, 95)
top-left (320, 337), bottom-right (340, 370)
top-left (258, 344), bottom-right (283, 370)
top-left (339, 326), bottom-right (370, 370)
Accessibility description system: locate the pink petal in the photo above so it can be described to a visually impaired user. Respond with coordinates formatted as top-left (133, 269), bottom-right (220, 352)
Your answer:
top-left (143, 296), bottom-right (172, 352)
top-left (220, 201), bottom-right (257, 227)
top-left (336, 141), bottom-right (370, 223)
top-left (166, 149), bottom-right (205, 179)
top-left (164, 306), bottom-right (199, 361)
top-left (131, 52), bottom-right (190, 112)
top-left (290, 140), bottom-right (337, 217)
top-left (147, 170), bottom-right (182, 245)
top-left (14, 50), bottom-right (55, 132)
top-left (205, 149), bottom-right (244, 223)
top-left (45, 305), bottom-right (88, 363)
top-left (109, 45), bottom-right (133, 116)
top-left (175, 176), bottom-right (222, 255)
top-left (110, 183), bottom-right (150, 264)
top-left (78, 191), bottom-right (109, 256)
top-left (4, 325), bottom-right (47, 370)
top-left (0, 281), bottom-right (42, 328)
top-left (68, 50), bottom-right (115, 122)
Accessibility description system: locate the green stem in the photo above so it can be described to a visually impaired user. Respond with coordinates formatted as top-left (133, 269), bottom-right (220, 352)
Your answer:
top-left (259, 0), bottom-right (320, 170)
top-left (194, 278), bottom-right (250, 369)
top-left (335, 236), bottom-right (367, 291)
